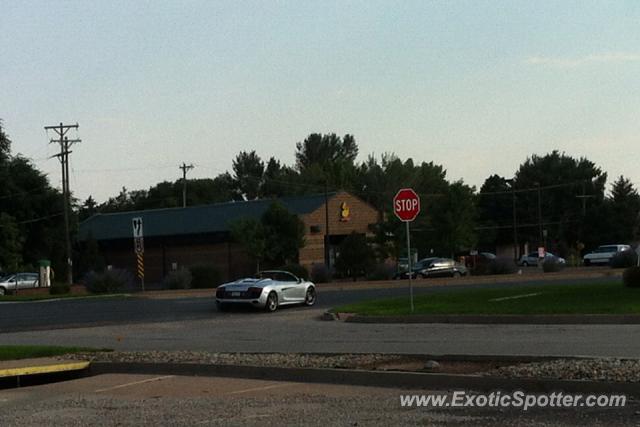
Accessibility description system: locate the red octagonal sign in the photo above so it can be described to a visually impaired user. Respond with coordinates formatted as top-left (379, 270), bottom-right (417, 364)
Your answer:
top-left (393, 188), bottom-right (421, 222)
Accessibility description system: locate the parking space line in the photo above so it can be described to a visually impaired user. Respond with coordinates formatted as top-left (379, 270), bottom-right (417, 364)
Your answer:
top-left (227, 383), bottom-right (292, 395)
top-left (94, 375), bottom-right (175, 393)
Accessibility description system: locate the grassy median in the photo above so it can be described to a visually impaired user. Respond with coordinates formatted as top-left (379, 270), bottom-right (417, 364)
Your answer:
top-left (0, 345), bottom-right (109, 361)
top-left (333, 281), bottom-right (640, 315)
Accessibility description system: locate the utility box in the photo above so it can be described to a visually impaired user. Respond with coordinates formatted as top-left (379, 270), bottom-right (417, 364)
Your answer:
top-left (38, 259), bottom-right (51, 287)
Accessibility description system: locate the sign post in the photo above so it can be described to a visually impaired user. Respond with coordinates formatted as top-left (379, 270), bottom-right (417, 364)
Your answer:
top-left (393, 188), bottom-right (421, 313)
top-left (132, 217), bottom-right (145, 291)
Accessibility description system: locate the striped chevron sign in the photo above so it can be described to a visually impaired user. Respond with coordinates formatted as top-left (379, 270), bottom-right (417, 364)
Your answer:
top-left (136, 253), bottom-right (144, 280)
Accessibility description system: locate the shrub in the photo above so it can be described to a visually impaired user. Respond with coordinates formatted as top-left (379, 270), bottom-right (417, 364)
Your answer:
top-left (366, 263), bottom-right (395, 281)
top-left (163, 268), bottom-right (193, 290)
top-left (542, 258), bottom-right (565, 273)
top-left (487, 257), bottom-right (517, 275)
top-left (189, 264), bottom-right (221, 289)
top-left (310, 263), bottom-right (331, 283)
top-left (279, 263), bottom-right (309, 280)
top-left (84, 269), bottom-right (135, 294)
top-left (623, 266), bottom-right (640, 288)
top-left (610, 250), bottom-right (638, 269)
top-left (49, 283), bottom-right (70, 295)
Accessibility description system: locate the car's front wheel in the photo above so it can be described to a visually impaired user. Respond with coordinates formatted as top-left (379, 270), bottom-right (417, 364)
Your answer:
top-left (265, 291), bottom-right (278, 312)
top-left (0, 287), bottom-right (5, 296)
top-left (216, 301), bottom-right (227, 311)
top-left (452, 271), bottom-right (461, 278)
top-left (304, 287), bottom-right (316, 306)
top-left (522, 261), bottom-right (529, 267)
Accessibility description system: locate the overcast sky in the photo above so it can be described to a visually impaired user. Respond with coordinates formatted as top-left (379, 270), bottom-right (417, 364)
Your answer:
top-left (2, 0), bottom-right (640, 203)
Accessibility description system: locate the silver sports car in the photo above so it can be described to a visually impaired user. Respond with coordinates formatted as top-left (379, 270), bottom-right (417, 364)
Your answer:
top-left (215, 270), bottom-right (316, 312)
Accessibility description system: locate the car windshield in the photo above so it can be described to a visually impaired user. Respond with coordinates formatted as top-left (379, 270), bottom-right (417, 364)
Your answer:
top-left (255, 271), bottom-right (297, 282)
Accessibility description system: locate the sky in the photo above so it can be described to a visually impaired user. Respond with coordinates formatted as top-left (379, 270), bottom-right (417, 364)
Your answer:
top-left (2, 0), bottom-right (640, 203)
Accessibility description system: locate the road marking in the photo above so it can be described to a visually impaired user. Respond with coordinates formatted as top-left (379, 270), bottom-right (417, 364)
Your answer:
top-left (489, 293), bottom-right (541, 302)
top-left (95, 375), bottom-right (175, 393)
top-left (0, 362), bottom-right (90, 378)
top-left (227, 383), bottom-right (292, 395)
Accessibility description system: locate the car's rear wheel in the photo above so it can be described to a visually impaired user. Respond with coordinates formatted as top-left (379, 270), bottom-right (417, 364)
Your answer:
top-left (584, 259), bottom-right (591, 266)
top-left (452, 271), bottom-right (461, 278)
top-left (265, 292), bottom-right (278, 312)
top-left (522, 261), bottom-right (529, 267)
top-left (216, 301), bottom-right (227, 311)
top-left (304, 287), bottom-right (316, 306)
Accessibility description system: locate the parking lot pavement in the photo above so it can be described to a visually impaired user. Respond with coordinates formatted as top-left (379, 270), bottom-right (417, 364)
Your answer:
top-left (0, 374), bottom-right (637, 426)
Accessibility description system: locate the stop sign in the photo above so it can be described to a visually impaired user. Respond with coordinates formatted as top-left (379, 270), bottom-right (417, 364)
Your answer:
top-left (393, 188), bottom-right (421, 222)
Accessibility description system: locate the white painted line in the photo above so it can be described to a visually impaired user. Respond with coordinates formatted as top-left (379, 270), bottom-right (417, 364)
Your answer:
top-left (228, 383), bottom-right (292, 395)
top-left (94, 375), bottom-right (175, 393)
top-left (489, 293), bottom-right (541, 302)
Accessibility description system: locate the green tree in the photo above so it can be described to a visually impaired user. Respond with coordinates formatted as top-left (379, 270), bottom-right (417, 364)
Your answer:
top-left (0, 119), bottom-right (11, 162)
top-left (0, 213), bottom-right (23, 272)
top-left (295, 133), bottom-right (359, 191)
top-left (232, 151), bottom-right (264, 200)
top-left (261, 202), bottom-right (305, 267)
top-left (475, 175), bottom-right (513, 249)
top-left (607, 176), bottom-right (640, 242)
top-left (335, 232), bottom-right (374, 281)
top-left (513, 151), bottom-right (606, 254)
top-left (230, 218), bottom-right (266, 271)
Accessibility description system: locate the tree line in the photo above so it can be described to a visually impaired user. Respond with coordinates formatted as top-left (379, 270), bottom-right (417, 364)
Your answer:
top-left (1, 119), bottom-right (639, 278)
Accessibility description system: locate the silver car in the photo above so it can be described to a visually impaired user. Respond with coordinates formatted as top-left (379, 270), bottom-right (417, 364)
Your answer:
top-left (215, 270), bottom-right (316, 312)
top-left (0, 273), bottom-right (39, 295)
top-left (518, 252), bottom-right (565, 267)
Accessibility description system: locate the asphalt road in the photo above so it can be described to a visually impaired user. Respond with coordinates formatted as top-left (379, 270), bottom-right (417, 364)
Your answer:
top-left (2, 275), bottom-right (640, 358)
top-left (0, 275), bottom-right (613, 333)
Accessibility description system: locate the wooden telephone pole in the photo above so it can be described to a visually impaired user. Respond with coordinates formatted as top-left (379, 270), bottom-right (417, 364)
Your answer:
top-left (180, 163), bottom-right (194, 208)
top-left (45, 122), bottom-right (80, 286)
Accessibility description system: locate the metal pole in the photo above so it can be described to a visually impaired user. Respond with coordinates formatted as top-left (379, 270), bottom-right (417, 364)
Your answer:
top-left (406, 221), bottom-right (414, 313)
top-left (324, 180), bottom-right (330, 271)
top-left (512, 185), bottom-right (518, 261)
top-left (537, 184), bottom-right (543, 248)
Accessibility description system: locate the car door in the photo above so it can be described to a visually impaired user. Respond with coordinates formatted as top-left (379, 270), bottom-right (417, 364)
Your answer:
top-left (277, 272), bottom-right (303, 302)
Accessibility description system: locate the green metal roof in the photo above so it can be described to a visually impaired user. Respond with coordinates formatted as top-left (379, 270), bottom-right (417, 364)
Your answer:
top-left (79, 193), bottom-right (332, 241)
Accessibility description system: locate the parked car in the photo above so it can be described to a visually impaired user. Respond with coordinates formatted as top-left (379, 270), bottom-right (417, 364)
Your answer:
top-left (518, 252), bottom-right (566, 267)
top-left (396, 257), bottom-right (467, 279)
top-left (215, 270), bottom-right (316, 312)
top-left (0, 273), bottom-right (39, 296)
top-left (583, 244), bottom-right (631, 266)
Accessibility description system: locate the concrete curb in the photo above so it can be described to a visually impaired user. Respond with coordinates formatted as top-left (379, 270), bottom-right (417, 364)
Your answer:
top-left (90, 362), bottom-right (640, 397)
top-left (342, 314), bottom-right (640, 324)
top-left (0, 361), bottom-right (91, 388)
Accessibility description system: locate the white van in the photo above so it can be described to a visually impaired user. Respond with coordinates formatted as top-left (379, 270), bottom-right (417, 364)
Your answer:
top-left (583, 244), bottom-right (631, 266)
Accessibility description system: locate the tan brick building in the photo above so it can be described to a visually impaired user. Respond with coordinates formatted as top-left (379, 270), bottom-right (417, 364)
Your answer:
top-left (78, 191), bottom-right (380, 285)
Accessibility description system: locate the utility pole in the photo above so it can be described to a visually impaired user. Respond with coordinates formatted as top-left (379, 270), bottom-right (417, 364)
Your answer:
top-left (511, 183), bottom-right (518, 261)
top-left (576, 181), bottom-right (595, 216)
top-left (536, 183), bottom-right (544, 248)
top-left (324, 179), bottom-right (330, 271)
top-left (45, 122), bottom-right (80, 286)
top-left (179, 163), bottom-right (194, 208)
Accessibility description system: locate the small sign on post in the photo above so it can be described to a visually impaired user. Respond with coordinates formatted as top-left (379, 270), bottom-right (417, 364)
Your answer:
top-left (393, 188), bottom-right (421, 313)
top-left (132, 217), bottom-right (145, 291)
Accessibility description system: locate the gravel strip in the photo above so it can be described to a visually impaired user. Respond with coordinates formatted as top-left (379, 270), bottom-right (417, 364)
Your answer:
top-left (63, 351), bottom-right (408, 370)
top-left (63, 351), bottom-right (640, 383)
top-left (487, 358), bottom-right (640, 383)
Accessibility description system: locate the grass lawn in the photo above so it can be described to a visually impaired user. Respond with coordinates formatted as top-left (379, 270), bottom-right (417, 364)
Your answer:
top-left (0, 345), bottom-right (110, 361)
top-left (333, 281), bottom-right (640, 316)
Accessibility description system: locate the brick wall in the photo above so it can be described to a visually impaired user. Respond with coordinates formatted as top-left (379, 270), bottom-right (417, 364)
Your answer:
top-left (298, 191), bottom-right (380, 269)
